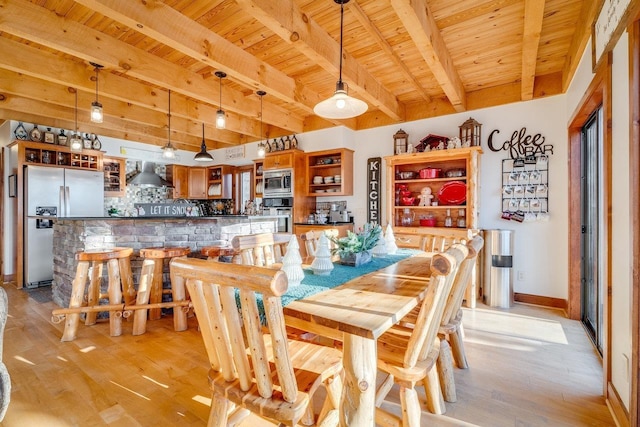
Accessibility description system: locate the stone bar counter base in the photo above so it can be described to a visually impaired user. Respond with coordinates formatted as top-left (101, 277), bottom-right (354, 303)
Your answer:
top-left (52, 217), bottom-right (277, 308)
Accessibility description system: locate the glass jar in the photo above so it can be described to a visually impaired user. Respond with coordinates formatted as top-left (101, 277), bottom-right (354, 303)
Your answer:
top-left (444, 209), bottom-right (453, 228)
top-left (401, 208), bottom-right (415, 226)
top-left (457, 209), bottom-right (466, 228)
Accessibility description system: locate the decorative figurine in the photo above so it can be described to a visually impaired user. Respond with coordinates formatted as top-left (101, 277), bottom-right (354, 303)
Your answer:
top-left (418, 186), bottom-right (434, 206)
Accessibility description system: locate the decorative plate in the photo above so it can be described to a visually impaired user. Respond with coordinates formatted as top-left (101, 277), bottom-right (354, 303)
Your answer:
top-left (437, 181), bottom-right (466, 205)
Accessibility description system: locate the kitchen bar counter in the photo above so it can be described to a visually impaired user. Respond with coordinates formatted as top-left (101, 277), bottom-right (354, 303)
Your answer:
top-left (51, 216), bottom-right (280, 307)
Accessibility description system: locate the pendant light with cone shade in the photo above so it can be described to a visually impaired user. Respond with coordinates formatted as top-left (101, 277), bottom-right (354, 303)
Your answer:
top-left (215, 71), bottom-right (227, 129)
top-left (194, 123), bottom-right (214, 162)
top-left (161, 90), bottom-right (176, 159)
top-left (313, 0), bottom-right (368, 119)
top-left (89, 62), bottom-right (104, 123)
top-left (256, 90), bottom-right (266, 158)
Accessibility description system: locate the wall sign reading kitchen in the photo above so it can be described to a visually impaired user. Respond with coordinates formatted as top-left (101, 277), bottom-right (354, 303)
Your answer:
top-left (367, 157), bottom-right (381, 224)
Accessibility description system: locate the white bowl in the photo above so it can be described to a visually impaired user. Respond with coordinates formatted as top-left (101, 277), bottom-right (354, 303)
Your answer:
top-left (334, 175), bottom-right (341, 180)
top-left (324, 177), bottom-right (334, 183)
top-left (316, 189), bottom-right (325, 193)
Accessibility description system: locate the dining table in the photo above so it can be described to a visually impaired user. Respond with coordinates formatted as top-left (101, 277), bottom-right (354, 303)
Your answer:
top-left (283, 250), bottom-right (434, 427)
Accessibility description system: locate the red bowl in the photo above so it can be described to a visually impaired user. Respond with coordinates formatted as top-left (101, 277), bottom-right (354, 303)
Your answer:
top-left (401, 196), bottom-right (416, 206)
top-left (420, 218), bottom-right (436, 227)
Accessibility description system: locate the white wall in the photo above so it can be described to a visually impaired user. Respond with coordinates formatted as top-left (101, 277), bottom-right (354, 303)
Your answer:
top-left (565, 35), bottom-right (632, 409)
top-left (0, 121), bottom-right (16, 277)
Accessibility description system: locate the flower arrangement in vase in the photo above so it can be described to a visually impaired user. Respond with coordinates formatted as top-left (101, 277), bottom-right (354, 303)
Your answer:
top-left (330, 222), bottom-right (382, 266)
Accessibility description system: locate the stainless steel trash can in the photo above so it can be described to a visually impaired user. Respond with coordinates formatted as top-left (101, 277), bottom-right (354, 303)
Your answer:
top-left (483, 229), bottom-right (514, 308)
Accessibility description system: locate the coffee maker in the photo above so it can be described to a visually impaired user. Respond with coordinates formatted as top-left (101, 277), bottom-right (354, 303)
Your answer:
top-left (329, 203), bottom-right (342, 223)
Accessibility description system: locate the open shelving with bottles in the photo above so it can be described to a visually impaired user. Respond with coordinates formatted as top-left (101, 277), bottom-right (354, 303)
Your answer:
top-left (384, 147), bottom-right (481, 230)
top-left (20, 141), bottom-right (102, 171)
top-left (306, 148), bottom-right (354, 196)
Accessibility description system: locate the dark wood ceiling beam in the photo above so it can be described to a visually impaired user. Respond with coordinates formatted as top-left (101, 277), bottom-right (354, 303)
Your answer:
top-left (0, 0), bottom-right (302, 134)
top-left (236, 0), bottom-right (404, 122)
top-left (521, 0), bottom-right (545, 100)
top-left (73, 0), bottom-right (325, 115)
top-left (391, 0), bottom-right (467, 112)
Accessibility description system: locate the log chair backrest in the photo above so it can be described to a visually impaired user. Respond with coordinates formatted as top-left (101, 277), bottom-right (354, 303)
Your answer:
top-left (404, 245), bottom-right (466, 368)
top-left (232, 233), bottom-right (277, 267)
top-left (300, 229), bottom-right (339, 257)
top-left (170, 258), bottom-right (299, 402)
top-left (272, 232), bottom-right (293, 262)
top-left (441, 235), bottom-right (485, 326)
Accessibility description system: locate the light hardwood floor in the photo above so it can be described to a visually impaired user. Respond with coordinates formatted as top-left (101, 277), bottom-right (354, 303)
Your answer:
top-left (1, 284), bottom-right (614, 426)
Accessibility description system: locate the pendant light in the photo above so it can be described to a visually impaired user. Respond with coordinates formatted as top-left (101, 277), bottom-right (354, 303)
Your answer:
top-left (194, 123), bottom-right (214, 162)
top-left (215, 71), bottom-right (227, 129)
top-left (89, 62), bottom-right (104, 123)
top-left (256, 90), bottom-right (266, 158)
top-left (161, 90), bottom-right (176, 159)
top-left (69, 89), bottom-right (83, 152)
top-left (313, 0), bottom-right (368, 119)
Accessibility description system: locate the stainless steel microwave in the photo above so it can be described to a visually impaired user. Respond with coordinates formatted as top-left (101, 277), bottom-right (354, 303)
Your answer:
top-left (263, 168), bottom-right (293, 198)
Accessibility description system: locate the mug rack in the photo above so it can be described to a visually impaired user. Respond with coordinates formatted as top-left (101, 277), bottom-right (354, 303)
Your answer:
top-left (501, 155), bottom-right (549, 222)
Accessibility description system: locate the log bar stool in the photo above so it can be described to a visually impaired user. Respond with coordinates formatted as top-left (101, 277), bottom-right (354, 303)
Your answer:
top-left (53, 247), bottom-right (134, 342)
top-left (200, 245), bottom-right (236, 262)
top-left (131, 246), bottom-right (191, 335)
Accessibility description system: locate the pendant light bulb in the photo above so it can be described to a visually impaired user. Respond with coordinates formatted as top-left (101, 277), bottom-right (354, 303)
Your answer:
top-left (89, 62), bottom-right (104, 123)
top-left (313, 0), bottom-right (368, 120)
top-left (70, 89), bottom-right (83, 152)
top-left (257, 90), bottom-right (266, 158)
top-left (194, 123), bottom-right (214, 162)
top-left (162, 90), bottom-right (176, 159)
top-left (215, 71), bottom-right (227, 129)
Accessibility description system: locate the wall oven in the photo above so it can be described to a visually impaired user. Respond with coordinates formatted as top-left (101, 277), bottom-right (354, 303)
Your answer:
top-left (263, 197), bottom-right (292, 233)
top-left (263, 168), bottom-right (293, 198)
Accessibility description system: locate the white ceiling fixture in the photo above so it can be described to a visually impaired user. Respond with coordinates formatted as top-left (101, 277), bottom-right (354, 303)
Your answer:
top-left (313, 0), bottom-right (368, 120)
top-left (89, 62), bottom-right (104, 123)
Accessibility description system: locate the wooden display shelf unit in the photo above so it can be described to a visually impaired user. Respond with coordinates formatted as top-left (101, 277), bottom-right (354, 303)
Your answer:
top-left (254, 160), bottom-right (264, 198)
top-left (385, 147), bottom-right (482, 230)
top-left (306, 148), bottom-right (354, 196)
top-left (20, 140), bottom-right (102, 171)
top-left (206, 165), bottom-right (234, 199)
top-left (103, 157), bottom-right (126, 197)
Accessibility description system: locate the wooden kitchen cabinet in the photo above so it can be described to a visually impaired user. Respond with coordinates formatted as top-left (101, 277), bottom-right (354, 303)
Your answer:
top-left (103, 157), bottom-right (126, 197)
top-left (263, 148), bottom-right (304, 170)
top-left (254, 160), bottom-right (264, 198)
top-left (166, 164), bottom-right (189, 199)
top-left (306, 148), bottom-right (354, 196)
top-left (188, 167), bottom-right (207, 199)
top-left (20, 140), bottom-right (102, 171)
top-left (206, 165), bottom-right (234, 199)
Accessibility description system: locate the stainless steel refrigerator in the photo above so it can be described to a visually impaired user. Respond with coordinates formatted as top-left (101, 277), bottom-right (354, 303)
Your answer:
top-left (24, 165), bottom-right (104, 288)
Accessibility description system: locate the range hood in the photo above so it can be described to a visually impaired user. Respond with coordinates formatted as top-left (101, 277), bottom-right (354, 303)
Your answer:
top-left (126, 162), bottom-right (172, 188)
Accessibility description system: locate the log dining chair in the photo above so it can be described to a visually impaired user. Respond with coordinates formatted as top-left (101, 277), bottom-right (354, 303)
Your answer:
top-left (374, 244), bottom-right (466, 425)
top-left (231, 233), bottom-right (278, 267)
top-left (300, 229), bottom-right (339, 257)
top-left (401, 235), bottom-right (484, 403)
top-left (169, 259), bottom-right (343, 427)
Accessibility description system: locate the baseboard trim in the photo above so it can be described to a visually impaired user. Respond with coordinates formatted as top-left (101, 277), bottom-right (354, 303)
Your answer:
top-left (607, 381), bottom-right (629, 427)
top-left (514, 292), bottom-right (567, 310)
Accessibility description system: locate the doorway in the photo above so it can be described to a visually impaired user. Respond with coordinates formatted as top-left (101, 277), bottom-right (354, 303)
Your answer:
top-left (580, 108), bottom-right (604, 353)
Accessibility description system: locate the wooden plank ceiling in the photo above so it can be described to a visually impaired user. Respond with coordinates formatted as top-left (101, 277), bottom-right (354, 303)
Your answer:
top-left (0, 0), bottom-right (596, 153)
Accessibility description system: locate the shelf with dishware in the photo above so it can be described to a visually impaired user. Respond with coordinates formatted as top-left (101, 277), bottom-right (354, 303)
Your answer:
top-left (385, 147), bottom-right (481, 230)
top-left (103, 157), bottom-right (126, 197)
top-left (253, 160), bottom-right (264, 198)
top-left (206, 165), bottom-right (233, 199)
top-left (305, 148), bottom-right (354, 196)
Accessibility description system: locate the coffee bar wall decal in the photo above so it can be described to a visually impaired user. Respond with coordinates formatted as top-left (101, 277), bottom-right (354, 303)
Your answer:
top-left (367, 157), bottom-right (381, 224)
top-left (487, 127), bottom-right (554, 160)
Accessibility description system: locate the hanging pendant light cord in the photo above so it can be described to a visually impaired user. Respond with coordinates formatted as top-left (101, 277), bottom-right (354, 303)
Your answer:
top-left (219, 76), bottom-right (222, 110)
top-left (74, 90), bottom-right (78, 132)
top-left (168, 90), bottom-right (171, 144)
top-left (338, 1), bottom-right (345, 85)
top-left (95, 68), bottom-right (99, 102)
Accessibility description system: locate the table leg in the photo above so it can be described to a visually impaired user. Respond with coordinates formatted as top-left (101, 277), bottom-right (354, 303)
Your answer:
top-left (340, 334), bottom-right (376, 427)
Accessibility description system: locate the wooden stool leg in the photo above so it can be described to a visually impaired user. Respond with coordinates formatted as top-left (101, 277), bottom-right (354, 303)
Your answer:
top-left (149, 259), bottom-right (163, 320)
top-left (132, 259), bottom-right (155, 336)
top-left (61, 261), bottom-right (89, 342)
top-left (171, 273), bottom-right (188, 332)
top-left (449, 328), bottom-right (469, 369)
top-left (119, 256), bottom-right (135, 306)
top-left (85, 261), bottom-right (103, 326)
top-left (107, 258), bottom-right (123, 337)
top-left (438, 339), bottom-right (457, 402)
